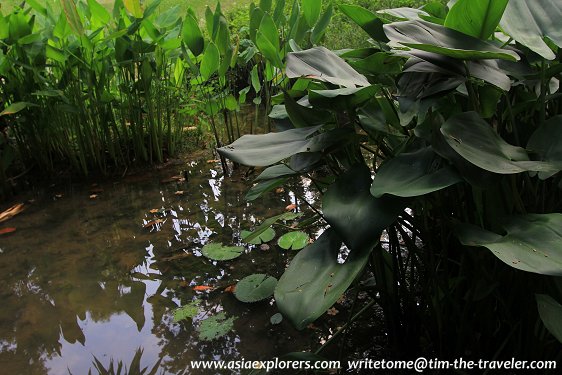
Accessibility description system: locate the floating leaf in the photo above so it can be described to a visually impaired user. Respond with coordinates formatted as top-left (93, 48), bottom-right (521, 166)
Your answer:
top-left (173, 300), bottom-right (200, 322)
top-left (536, 294), bottom-right (562, 343)
top-left (198, 312), bottom-right (235, 341)
top-left (285, 204), bottom-right (297, 211)
top-left (270, 313), bottom-right (283, 325)
top-left (224, 285), bottom-right (236, 293)
top-left (235, 274), bottom-right (278, 303)
top-left (277, 231), bottom-right (309, 250)
top-left (201, 243), bottom-right (244, 261)
top-left (456, 214), bottom-right (562, 275)
top-left (143, 219), bottom-right (164, 228)
top-left (241, 227), bottom-right (275, 244)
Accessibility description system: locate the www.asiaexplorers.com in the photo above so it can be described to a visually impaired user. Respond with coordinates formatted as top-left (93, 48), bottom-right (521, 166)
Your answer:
top-left (187, 357), bottom-right (557, 372)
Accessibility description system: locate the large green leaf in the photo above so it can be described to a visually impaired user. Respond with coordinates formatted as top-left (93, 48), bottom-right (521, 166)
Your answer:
top-left (441, 112), bottom-right (562, 174)
top-left (311, 3), bottom-right (333, 45)
top-left (456, 214), bottom-right (562, 275)
top-left (371, 147), bottom-right (462, 198)
top-left (323, 165), bottom-right (406, 252)
top-left (338, 4), bottom-right (388, 42)
top-left (274, 229), bottom-right (370, 330)
top-left (218, 125), bottom-right (353, 167)
top-left (500, 0), bottom-right (562, 60)
top-left (286, 47), bottom-right (370, 88)
top-left (444, 0), bottom-right (508, 40)
top-left (235, 274), bottom-right (277, 303)
top-left (384, 20), bottom-right (519, 61)
top-left (527, 115), bottom-right (562, 179)
top-left (241, 212), bottom-right (301, 243)
top-left (182, 13), bottom-right (204, 56)
top-left (284, 93), bottom-right (332, 127)
top-left (536, 294), bottom-right (562, 343)
top-left (256, 13), bottom-right (283, 68)
top-left (61, 0), bottom-right (84, 36)
top-left (302, 0), bottom-right (321, 27)
top-left (200, 42), bottom-right (220, 81)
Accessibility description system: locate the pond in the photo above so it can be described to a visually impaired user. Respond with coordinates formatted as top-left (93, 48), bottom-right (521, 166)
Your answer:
top-left (0, 155), bottom-right (344, 374)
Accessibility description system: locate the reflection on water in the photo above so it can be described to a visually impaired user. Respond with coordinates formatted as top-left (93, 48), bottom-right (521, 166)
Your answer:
top-left (0, 158), bottom-right (322, 374)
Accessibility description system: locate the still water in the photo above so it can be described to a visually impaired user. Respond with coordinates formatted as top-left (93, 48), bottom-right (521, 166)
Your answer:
top-left (0, 157), bottom-right (327, 374)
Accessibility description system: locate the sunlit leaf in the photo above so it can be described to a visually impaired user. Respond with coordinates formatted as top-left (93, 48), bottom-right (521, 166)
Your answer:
top-left (444, 0), bottom-right (508, 40)
top-left (277, 231), bottom-right (309, 250)
top-left (456, 214), bottom-right (562, 275)
top-left (302, 0), bottom-right (321, 27)
top-left (201, 243), bottom-right (244, 261)
top-left (338, 4), bottom-right (388, 42)
top-left (235, 274), bottom-right (277, 303)
top-left (61, 0), bottom-right (84, 35)
top-left (123, 0), bottom-right (143, 18)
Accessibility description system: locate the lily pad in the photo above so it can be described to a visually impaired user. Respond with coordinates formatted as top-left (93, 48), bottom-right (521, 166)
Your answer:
top-left (197, 312), bottom-right (236, 341)
top-left (201, 243), bottom-right (244, 261)
top-left (173, 300), bottom-right (200, 322)
top-left (241, 227), bottom-right (276, 244)
top-left (277, 231), bottom-right (309, 250)
top-left (235, 274), bottom-right (278, 303)
top-left (270, 313), bottom-right (283, 325)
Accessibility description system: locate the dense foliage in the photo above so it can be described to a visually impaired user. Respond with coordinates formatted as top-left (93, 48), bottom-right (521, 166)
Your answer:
top-left (219, 0), bottom-right (562, 362)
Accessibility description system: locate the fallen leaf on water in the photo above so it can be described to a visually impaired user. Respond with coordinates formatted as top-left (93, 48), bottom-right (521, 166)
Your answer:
top-left (285, 204), bottom-right (297, 211)
top-left (0, 203), bottom-right (25, 223)
top-left (143, 219), bottom-right (164, 228)
top-left (275, 188), bottom-right (284, 194)
top-left (0, 227), bottom-right (16, 235)
top-left (89, 194), bottom-right (98, 199)
top-left (193, 285), bottom-right (214, 292)
top-left (149, 208), bottom-right (160, 213)
top-left (260, 244), bottom-right (270, 251)
top-left (174, 191), bottom-right (184, 195)
top-left (179, 280), bottom-right (189, 288)
top-left (206, 159), bottom-right (220, 163)
top-left (54, 194), bottom-right (63, 199)
top-left (327, 307), bottom-right (339, 316)
top-left (161, 175), bottom-right (185, 184)
top-left (160, 252), bottom-right (192, 261)
top-left (224, 285), bottom-right (236, 293)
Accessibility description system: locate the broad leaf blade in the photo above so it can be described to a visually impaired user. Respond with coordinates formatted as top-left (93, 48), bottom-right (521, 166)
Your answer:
top-left (302, 0), bottom-right (321, 27)
top-left (200, 42), bottom-right (220, 81)
top-left (274, 229), bottom-right (370, 330)
top-left (323, 164), bottom-right (406, 252)
top-left (371, 147), bottom-right (462, 198)
top-left (338, 4), bottom-right (388, 42)
top-left (456, 214), bottom-right (562, 276)
top-left (384, 20), bottom-right (519, 61)
top-left (500, 0), bottom-right (562, 60)
top-left (444, 0), bottom-right (508, 40)
top-left (536, 294), bottom-right (562, 343)
top-left (286, 47), bottom-right (370, 88)
top-left (182, 13), bottom-right (204, 56)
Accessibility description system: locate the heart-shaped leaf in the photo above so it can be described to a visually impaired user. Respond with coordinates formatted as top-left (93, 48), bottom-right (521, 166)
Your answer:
top-left (455, 214), bottom-right (562, 275)
top-left (277, 231), bottom-right (309, 250)
top-left (235, 274), bottom-right (278, 303)
top-left (201, 243), bottom-right (244, 261)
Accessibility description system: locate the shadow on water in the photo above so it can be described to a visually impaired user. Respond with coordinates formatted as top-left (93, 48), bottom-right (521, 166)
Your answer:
top-left (0, 156), bottom-right (325, 374)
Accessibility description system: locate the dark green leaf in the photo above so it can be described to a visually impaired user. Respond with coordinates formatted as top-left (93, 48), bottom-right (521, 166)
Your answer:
top-left (241, 227), bottom-right (276, 244)
top-left (338, 4), bottom-right (388, 42)
top-left (235, 274), bottom-right (277, 302)
top-left (384, 20), bottom-right (520, 61)
top-left (456, 214), bottom-right (562, 275)
top-left (323, 165), bottom-right (406, 251)
top-left (241, 212), bottom-right (302, 243)
top-left (371, 147), bottom-right (462, 198)
top-left (284, 93), bottom-right (332, 127)
top-left (182, 13), bottom-right (204, 56)
top-left (302, 0), bottom-right (321, 27)
top-left (527, 115), bottom-right (562, 179)
top-left (536, 294), bottom-right (562, 343)
top-left (444, 0), bottom-right (508, 40)
top-left (275, 229), bottom-right (370, 330)
top-left (200, 42), bottom-right (220, 81)
top-left (441, 112), bottom-right (562, 174)
top-left (311, 3), bottom-right (332, 45)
